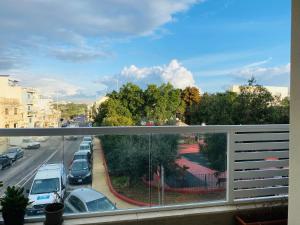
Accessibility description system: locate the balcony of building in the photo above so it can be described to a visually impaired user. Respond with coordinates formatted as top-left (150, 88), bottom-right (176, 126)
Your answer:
top-left (0, 125), bottom-right (289, 225)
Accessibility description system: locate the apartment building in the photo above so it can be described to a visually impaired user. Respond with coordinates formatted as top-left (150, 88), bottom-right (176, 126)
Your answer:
top-left (230, 85), bottom-right (289, 100)
top-left (0, 75), bottom-right (60, 128)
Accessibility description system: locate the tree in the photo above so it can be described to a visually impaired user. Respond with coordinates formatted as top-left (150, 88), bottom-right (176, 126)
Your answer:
top-left (101, 134), bottom-right (179, 185)
top-left (94, 99), bottom-right (134, 126)
top-left (95, 82), bottom-right (185, 126)
top-left (202, 133), bottom-right (226, 172)
top-left (56, 103), bottom-right (87, 120)
top-left (181, 86), bottom-right (201, 124)
top-left (233, 78), bottom-right (275, 124)
top-left (112, 83), bottom-right (145, 123)
top-left (190, 92), bottom-right (237, 125)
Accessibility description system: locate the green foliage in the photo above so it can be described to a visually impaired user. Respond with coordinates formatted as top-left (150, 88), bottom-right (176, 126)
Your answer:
top-left (0, 186), bottom-right (31, 213)
top-left (101, 134), bottom-right (179, 185)
top-left (202, 134), bottom-right (227, 171)
top-left (96, 99), bottom-right (134, 126)
top-left (56, 103), bottom-right (87, 120)
top-left (111, 176), bottom-right (130, 189)
top-left (181, 86), bottom-right (201, 124)
top-left (94, 82), bottom-right (185, 126)
top-left (190, 79), bottom-right (289, 125)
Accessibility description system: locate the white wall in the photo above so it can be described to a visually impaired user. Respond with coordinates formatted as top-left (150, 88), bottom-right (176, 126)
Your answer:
top-left (288, 0), bottom-right (300, 224)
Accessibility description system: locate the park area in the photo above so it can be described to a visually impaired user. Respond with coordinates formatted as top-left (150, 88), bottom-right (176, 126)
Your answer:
top-left (100, 133), bottom-right (227, 206)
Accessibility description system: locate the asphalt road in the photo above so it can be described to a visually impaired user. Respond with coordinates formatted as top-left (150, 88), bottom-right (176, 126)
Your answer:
top-left (0, 136), bottom-right (88, 196)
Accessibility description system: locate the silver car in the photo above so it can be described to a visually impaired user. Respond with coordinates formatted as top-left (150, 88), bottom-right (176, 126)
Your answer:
top-left (64, 188), bottom-right (117, 213)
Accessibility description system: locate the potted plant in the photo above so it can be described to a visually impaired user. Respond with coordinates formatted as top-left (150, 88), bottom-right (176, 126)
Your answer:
top-left (235, 204), bottom-right (288, 225)
top-left (44, 192), bottom-right (64, 225)
top-left (0, 186), bottom-right (31, 225)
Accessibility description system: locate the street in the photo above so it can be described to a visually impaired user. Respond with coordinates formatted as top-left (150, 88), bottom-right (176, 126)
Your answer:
top-left (0, 136), bottom-right (88, 196)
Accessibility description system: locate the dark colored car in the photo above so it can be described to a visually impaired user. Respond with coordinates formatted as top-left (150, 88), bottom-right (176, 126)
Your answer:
top-left (6, 147), bottom-right (24, 162)
top-left (0, 155), bottom-right (12, 170)
top-left (72, 151), bottom-right (92, 165)
top-left (68, 159), bottom-right (92, 184)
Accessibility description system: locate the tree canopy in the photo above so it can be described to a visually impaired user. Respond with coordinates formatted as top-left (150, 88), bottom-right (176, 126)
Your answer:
top-left (56, 103), bottom-right (87, 120)
top-left (94, 82), bottom-right (186, 126)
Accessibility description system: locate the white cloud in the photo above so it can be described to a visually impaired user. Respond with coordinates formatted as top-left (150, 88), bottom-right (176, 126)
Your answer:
top-left (21, 77), bottom-right (82, 97)
top-left (100, 59), bottom-right (196, 90)
top-left (161, 59), bottom-right (196, 89)
top-left (0, 0), bottom-right (201, 64)
top-left (236, 63), bottom-right (290, 79)
top-left (50, 47), bottom-right (111, 62)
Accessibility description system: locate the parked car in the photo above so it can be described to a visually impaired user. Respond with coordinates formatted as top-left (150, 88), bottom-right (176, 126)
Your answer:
top-left (27, 163), bottom-right (67, 215)
top-left (65, 136), bottom-right (78, 141)
top-left (72, 151), bottom-right (92, 165)
top-left (34, 136), bottom-right (49, 142)
top-left (68, 159), bottom-right (92, 185)
top-left (5, 147), bottom-right (24, 162)
top-left (64, 188), bottom-right (117, 213)
top-left (21, 138), bottom-right (40, 149)
top-left (82, 136), bottom-right (93, 148)
top-left (79, 142), bottom-right (91, 154)
top-left (0, 155), bottom-right (12, 170)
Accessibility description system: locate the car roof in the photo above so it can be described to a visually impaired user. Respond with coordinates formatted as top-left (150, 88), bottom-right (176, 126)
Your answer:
top-left (83, 137), bottom-right (92, 139)
top-left (80, 142), bottom-right (89, 146)
top-left (35, 163), bottom-right (63, 179)
top-left (74, 151), bottom-right (89, 155)
top-left (73, 159), bottom-right (88, 163)
top-left (69, 188), bottom-right (105, 202)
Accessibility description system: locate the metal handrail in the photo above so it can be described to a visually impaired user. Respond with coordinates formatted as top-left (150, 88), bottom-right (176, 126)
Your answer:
top-left (0, 124), bottom-right (290, 136)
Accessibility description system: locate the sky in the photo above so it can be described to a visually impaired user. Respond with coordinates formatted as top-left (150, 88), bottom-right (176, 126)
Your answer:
top-left (0, 0), bottom-right (291, 103)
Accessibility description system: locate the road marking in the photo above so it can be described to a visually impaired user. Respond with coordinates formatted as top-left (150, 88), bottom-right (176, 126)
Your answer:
top-left (15, 149), bottom-right (59, 187)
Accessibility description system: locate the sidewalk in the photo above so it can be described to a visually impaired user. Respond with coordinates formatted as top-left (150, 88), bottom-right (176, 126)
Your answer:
top-left (92, 138), bottom-right (137, 209)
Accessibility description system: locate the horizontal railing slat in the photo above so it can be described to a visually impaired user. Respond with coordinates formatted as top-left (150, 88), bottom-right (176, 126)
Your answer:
top-left (234, 177), bottom-right (289, 189)
top-left (0, 124), bottom-right (289, 136)
top-left (234, 133), bottom-right (289, 142)
top-left (234, 142), bottom-right (289, 151)
top-left (234, 186), bottom-right (288, 199)
top-left (234, 151), bottom-right (289, 161)
top-left (234, 159), bottom-right (289, 170)
top-left (234, 169), bottom-right (289, 179)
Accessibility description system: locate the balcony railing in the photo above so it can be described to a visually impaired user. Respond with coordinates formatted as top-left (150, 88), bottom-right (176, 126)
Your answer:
top-left (0, 124), bottom-right (289, 222)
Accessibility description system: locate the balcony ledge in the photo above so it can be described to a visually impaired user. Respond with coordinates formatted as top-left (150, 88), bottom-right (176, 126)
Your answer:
top-left (25, 201), bottom-right (287, 225)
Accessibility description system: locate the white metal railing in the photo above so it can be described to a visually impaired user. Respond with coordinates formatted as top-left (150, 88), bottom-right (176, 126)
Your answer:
top-left (0, 124), bottom-right (289, 221)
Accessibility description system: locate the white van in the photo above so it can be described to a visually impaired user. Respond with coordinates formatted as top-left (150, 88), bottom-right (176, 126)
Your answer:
top-left (27, 163), bottom-right (67, 215)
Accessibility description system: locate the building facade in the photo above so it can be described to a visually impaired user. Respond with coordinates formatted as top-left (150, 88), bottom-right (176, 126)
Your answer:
top-left (0, 75), bottom-right (60, 128)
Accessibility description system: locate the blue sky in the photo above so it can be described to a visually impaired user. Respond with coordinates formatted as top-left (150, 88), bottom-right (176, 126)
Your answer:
top-left (0, 0), bottom-right (291, 102)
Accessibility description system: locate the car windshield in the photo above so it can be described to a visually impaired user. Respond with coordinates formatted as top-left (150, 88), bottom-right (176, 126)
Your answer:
top-left (31, 178), bottom-right (60, 194)
top-left (7, 148), bottom-right (17, 153)
top-left (86, 198), bottom-right (115, 212)
top-left (83, 138), bottom-right (91, 141)
top-left (79, 145), bottom-right (89, 150)
top-left (74, 155), bottom-right (87, 160)
top-left (72, 161), bottom-right (88, 171)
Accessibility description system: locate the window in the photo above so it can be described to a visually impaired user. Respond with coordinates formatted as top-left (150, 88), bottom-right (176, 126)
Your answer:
top-left (28, 105), bottom-right (31, 111)
top-left (5, 108), bottom-right (8, 115)
top-left (14, 123), bottom-right (17, 128)
top-left (14, 108), bottom-right (17, 115)
top-left (68, 196), bottom-right (86, 212)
